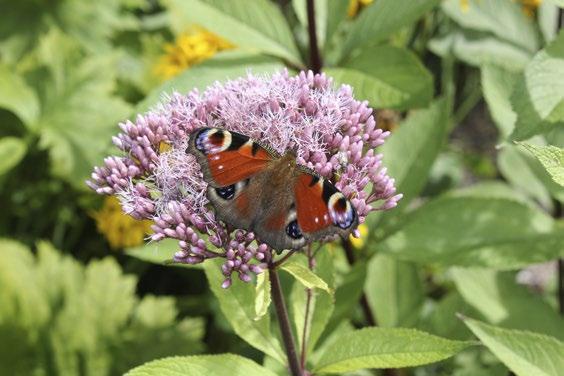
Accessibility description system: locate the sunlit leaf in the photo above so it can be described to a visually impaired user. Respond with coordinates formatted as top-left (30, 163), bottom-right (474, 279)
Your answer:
top-left (462, 317), bottom-right (564, 376)
top-left (520, 143), bottom-right (564, 187)
top-left (313, 327), bottom-right (473, 373)
top-left (203, 259), bottom-right (285, 363)
top-left (126, 354), bottom-right (277, 376)
top-left (0, 137), bottom-right (27, 175)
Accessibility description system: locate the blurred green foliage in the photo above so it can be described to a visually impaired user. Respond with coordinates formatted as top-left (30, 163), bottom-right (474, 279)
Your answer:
top-left (1, 0), bottom-right (564, 375)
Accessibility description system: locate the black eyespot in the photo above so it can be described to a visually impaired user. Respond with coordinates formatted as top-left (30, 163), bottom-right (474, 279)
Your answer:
top-left (215, 184), bottom-right (236, 200)
top-left (286, 220), bottom-right (303, 239)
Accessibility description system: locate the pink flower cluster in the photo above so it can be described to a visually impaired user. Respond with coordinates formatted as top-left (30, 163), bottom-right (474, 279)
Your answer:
top-left (87, 70), bottom-right (401, 287)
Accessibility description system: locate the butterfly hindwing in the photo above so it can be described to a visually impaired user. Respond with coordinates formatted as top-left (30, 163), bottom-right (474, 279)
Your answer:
top-left (294, 171), bottom-right (358, 242)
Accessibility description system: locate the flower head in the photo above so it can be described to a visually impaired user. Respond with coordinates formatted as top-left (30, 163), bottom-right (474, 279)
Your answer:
top-left (88, 70), bottom-right (401, 287)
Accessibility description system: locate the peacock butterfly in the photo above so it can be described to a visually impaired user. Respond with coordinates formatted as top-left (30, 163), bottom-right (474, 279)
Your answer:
top-left (187, 127), bottom-right (358, 250)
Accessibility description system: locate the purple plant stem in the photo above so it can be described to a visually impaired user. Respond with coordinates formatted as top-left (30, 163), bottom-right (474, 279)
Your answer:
top-left (269, 264), bottom-right (303, 376)
top-left (306, 0), bottom-right (322, 73)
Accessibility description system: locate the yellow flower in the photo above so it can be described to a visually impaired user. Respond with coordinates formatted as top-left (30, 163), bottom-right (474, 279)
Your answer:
top-left (348, 0), bottom-right (374, 18)
top-left (349, 223), bottom-right (369, 249)
top-left (153, 29), bottom-right (233, 81)
top-left (520, 0), bottom-right (542, 17)
top-left (460, 0), bottom-right (470, 12)
top-left (93, 196), bottom-right (152, 250)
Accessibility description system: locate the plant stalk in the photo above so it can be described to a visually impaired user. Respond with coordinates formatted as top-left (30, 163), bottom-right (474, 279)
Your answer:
top-left (269, 265), bottom-right (303, 376)
top-left (300, 245), bottom-right (315, 368)
top-left (306, 0), bottom-right (322, 73)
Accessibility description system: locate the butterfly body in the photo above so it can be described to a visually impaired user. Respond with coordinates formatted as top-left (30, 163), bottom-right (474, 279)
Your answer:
top-left (187, 127), bottom-right (358, 250)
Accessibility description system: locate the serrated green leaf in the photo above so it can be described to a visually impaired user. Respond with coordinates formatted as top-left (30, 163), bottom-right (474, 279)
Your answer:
top-left (380, 195), bottom-right (563, 269)
top-left (339, 0), bottom-right (439, 62)
top-left (462, 317), bottom-right (564, 376)
top-left (313, 327), bottom-right (473, 373)
top-left (327, 46), bottom-right (432, 110)
top-left (137, 51), bottom-right (285, 113)
top-left (281, 261), bottom-right (332, 294)
top-left (126, 354), bottom-right (277, 376)
top-left (254, 270), bottom-right (271, 320)
top-left (365, 254), bottom-right (424, 328)
top-left (0, 137), bottom-right (27, 175)
top-left (452, 268), bottom-right (564, 340)
top-left (442, 0), bottom-right (538, 53)
top-left (165, 0), bottom-right (301, 66)
top-left (0, 240), bottom-right (205, 376)
top-left (510, 32), bottom-right (564, 141)
top-left (520, 143), bottom-right (564, 187)
top-left (203, 259), bottom-right (285, 363)
top-left (0, 64), bottom-right (39, 126)
top-left (32, 30), bottom-right (131, 186)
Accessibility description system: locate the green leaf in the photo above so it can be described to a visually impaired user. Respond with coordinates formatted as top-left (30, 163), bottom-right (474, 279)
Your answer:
top-left (442, 0), bottom-right (538, 53)
top-left (452, 268), bottom-right (564, 340)
top-left (547, 0), bottom-right (564, 7)
top-left (281, 261), bottom-right (332, 294)
top-left (510, 32), bottom-right (564, 141)
top-left (379, 195), bottom-right (564, 269)
top-left (0, 137), bottom-right (27, 175)
top-left (203, 259), bottom-right (285, 363)
top-left (339, 0), bottom-right (439, 62)
top-left (125, 239), bottom-right (203, 269)
top-left (481, 65), bottom-right (519, 138)
top-left (520, 143), bottom-right (564, 187)
top-left (165, 0), bottom-right (302, 66)
top-left (325, 261), bottom-right (366, 334)
top-left (137, 51), bottom-right (285, 113)
top-left (254, 270), bottom-right (271, 320)
top-left (419, 292), bottom-right (475, 341)
top-left (429, 30), bottom-right (533, 72)
top-left (365, 254), bottom-right (424, 328)
top-left (326, 46), bottom-right (432, 110)
top-left (368, 100), bottom-right (448, 233)
top-left (497, 145), bottom-right (554, 208)
top-left (32, 30), bottom-right (131, 186)
top-left (290, 250), bottom-right (334, 356)
top-left (0, 64), bottom-right (39, 127)
top-left (126, 354), bottom-right (277, 376)
top-left (313, 327), bottom-right (473, 373)
top-left (462, 317), bottom-right (564, 376)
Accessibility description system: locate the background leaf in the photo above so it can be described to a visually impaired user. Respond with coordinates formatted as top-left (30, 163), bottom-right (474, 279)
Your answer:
top-left (0, 137), bottom-right (27, 175)
top-left (379, 194), bottom-right (563, 269)
top-left (313, 327), bottom-right (472, 373)
top-left (326, 46), bottom-right (433, 110)
top-left (137, 51), bottom-right (285, 112)
top-left (452, 268), bottom-right (564, 340)
top-left (126, 354), bottom-right (277, 376)
top-left (520, 143), bottom-right (564, 187)
top-left (510, 32), bottom-right (564, 140)
top-left (0, 64), bottom-right (39, 127)
top-left (203, 259), bottom-right (285, 363)
top-left (462, 317), bottom-right (564, 376)
top-left (165, 0), bottom-right (302, 66)
top-left (339, 0), bottom-right (439, 62)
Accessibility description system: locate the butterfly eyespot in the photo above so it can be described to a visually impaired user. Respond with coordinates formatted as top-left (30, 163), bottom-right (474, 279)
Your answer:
top-left (286, 220), bottom-right (303, 239)
top-left (215, 184), bottom-right (236, 200)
